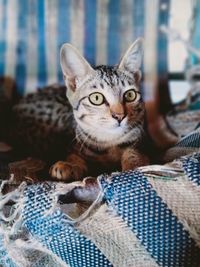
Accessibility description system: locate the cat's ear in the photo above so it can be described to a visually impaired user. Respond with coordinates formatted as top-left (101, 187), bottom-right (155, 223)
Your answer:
top-left (60, 44), bottom-right (95, 91)
top-left (118, 38), bottom-right (143, 83)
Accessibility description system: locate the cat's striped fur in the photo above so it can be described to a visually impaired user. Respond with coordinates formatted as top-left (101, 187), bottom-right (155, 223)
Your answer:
top-left (8, 38), bottom-right (150, 181)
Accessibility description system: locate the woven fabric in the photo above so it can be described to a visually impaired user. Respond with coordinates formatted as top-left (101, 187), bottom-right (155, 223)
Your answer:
top-left (100, 169), bottom-right (200, 267)
top-left (0, 229), bottom-right (69, 267)
top-left (182, 153), bottom-right (200, 186)
top-left (0, 153), bottom-right (200, 267)
top-left (167, 110), bottom-right (200, 138)
top-left (163, 127), bottom-right (200, 162)
top-left (22, 183), bottom-right (112, 267)
top-left (148, 174), bottom-right (200, 246)
top-left (0, 0), bottom-right (170, 96)
top-left (77, 204), bottom-right (159, 267)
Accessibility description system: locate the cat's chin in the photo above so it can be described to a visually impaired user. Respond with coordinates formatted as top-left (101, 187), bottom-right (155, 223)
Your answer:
top-left (87, 125), bottom-right (129, 144)
top-left (90, 125), bottom-right (143, 146)
top-left (103, 126), bottom-right (126, 137)
top-left (76, 118), bottom-right (141, 146)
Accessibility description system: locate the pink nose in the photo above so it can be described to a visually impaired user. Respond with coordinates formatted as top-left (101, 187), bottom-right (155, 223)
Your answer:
top-left (111, 112), bottom-right (125, 123)
top-left (110, 103), bottom-right (126, 123)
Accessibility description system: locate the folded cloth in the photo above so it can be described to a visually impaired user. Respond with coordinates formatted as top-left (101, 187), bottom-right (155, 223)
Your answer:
top-left (0, 153), bottom-right (200, 267)
top-left (163, 127), bottom-right (200, 162)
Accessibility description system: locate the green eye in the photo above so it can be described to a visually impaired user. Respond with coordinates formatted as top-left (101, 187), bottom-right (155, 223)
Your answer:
top-left (89, 92), bottom-right (105, 105)
top-left (124, 89), bottom-right (140, 102)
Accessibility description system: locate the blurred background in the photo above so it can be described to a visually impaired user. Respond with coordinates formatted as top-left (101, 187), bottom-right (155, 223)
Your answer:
top-left (0, 0), bottom-right (199, 106)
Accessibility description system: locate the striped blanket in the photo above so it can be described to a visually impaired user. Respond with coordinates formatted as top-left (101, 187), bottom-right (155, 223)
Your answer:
top-left (0, 151), bottom-right (200, 267)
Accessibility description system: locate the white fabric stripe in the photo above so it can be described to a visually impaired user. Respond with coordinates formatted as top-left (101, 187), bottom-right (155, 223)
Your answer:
top-left (45, 0), bottom-right (58, 85)
top-left (4, 0), bottom-right (18, 78)
top-left (0, 1), bottom-right (5, 43)
top-left (77, 204), bottom-right (159, 267)
top-left (148, 175), bottom-right (200, 246)
top-left (25, 0), bottom-right (38, 94)
top-left (70, 0), bottom-right (84, 55)
top-left (0, 3), bottom-right (3, 33)
top-left (119, 0), bottom-right (134, 57)
top-left (96, 0), bottom-right (109, 65)
top-left (143, 0), bottom-right (159, 101)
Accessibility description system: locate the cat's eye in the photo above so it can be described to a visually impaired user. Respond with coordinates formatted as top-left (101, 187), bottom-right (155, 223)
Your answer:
top-left (123, 89), bottom-right (140, 102)
top-left (88, 92), bottom-right (105, 106)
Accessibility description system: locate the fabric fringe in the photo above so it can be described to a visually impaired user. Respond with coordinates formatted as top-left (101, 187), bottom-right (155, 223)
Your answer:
top-left (0, 179), bottom-right (68, 267)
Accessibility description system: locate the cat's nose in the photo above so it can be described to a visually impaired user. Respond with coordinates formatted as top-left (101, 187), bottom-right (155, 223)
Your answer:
top-left (112, 112), bottom-right (126, 123)
top-left (110, 103), bottom-right (126, 124)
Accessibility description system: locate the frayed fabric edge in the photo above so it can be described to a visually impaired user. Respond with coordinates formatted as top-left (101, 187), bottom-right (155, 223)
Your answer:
top-left (0, 176), bottom-right (106, 266)
top-left (0, 178), bottom-right (68, 267)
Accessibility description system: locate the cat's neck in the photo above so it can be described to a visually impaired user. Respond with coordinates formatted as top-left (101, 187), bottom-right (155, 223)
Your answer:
top-left (75, 123), bottom-right (144, 150)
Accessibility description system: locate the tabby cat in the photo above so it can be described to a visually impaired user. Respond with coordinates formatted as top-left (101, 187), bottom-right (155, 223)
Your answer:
top-left (7, 38), bottom-right (150, 181)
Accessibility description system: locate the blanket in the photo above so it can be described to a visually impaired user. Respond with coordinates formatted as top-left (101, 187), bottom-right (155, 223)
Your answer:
top-left (0, 78), bottom-right (200, 267)
top-left (0, 130), bottom-right (200, 267)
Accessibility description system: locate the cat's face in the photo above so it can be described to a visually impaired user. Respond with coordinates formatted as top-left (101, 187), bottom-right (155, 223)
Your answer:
top-left (60, 39), bottom-right (144, 144)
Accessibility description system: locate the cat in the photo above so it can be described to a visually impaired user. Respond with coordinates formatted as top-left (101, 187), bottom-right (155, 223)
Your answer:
top-left (5, 38), bottom-right (150, 182)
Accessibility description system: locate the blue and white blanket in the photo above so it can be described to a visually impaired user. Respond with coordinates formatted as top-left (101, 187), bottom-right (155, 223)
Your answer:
top-left (0, 150), bottom-right (200, 267)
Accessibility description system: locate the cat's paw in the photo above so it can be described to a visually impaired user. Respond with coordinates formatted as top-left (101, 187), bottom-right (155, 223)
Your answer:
top-left (49, 161), bottom-right (83, 181)
top-left (50, 161), bottom-right (71, 181)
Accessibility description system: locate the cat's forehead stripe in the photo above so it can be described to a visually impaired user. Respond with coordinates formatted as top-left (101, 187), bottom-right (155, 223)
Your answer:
top-left (74, 66), bottom-right (138, 107)
top-left (100, 83), bottom-right (104, 89)
top-left (94, 74), bottom-right (120, 90)
top-left (95, 66), bottom-right (135, 87)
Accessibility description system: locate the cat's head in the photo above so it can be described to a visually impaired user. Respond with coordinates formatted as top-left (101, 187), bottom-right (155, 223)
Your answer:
top-left (60, 39), bottom-right (145, 145)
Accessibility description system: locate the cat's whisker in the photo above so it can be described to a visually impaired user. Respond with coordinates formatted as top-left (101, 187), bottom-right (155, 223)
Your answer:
top-left (79, 133), bottom-right (90, 152)
top-left (75, 127), bottom-right (93, 152)
top-left (74, 131), bottom-right (83, 143)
